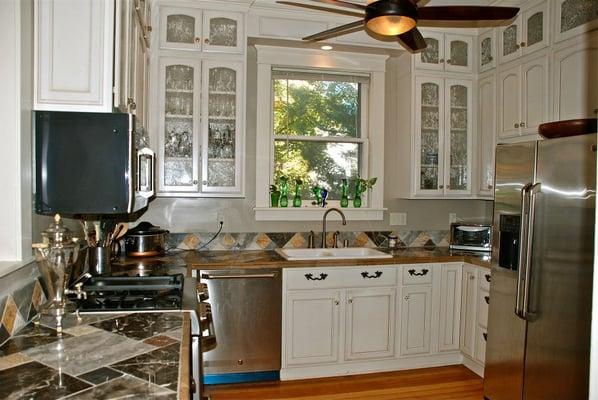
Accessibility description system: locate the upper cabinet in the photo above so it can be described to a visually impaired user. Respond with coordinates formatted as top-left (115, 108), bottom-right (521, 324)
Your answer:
top-left (415, 32), bottom-right (474, 73)
top-left (478, 29), bottom-right (496, 72)
top-left (477, 73), bottom-right (496, 198)
top-left (555, 0), bottom-right (598, 42)
top-left (499, 0), bottom-right (549, 64)
top-left (160, 7), bottom-right (244, 53)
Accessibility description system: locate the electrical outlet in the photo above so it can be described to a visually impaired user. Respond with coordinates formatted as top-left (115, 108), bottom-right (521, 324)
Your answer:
top-left (216, 212), bottom-right (226, 226)
top-left (449, 213), bottom-right (457, 224)
top-left (390, 212), bottom-right (407, 226)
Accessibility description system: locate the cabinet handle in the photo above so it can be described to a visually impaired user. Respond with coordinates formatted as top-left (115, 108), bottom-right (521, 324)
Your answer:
top-left (404, 295), bottom-right (410, 301)
top-left (439, 58), bottom-right (445, 63)
top-left (485, 274), bottom-right (491, 283)
top-left (193, 180), bottom-right (198, 185)
top-left (446, 185), bottom-right (450, 189)
top-left (334, 300), bottom-right (339, 306)
top-left (520, 41), bottom-right (526, 47)
top-left (361, 271), bottom-right (383, 279)
top-left (305, 273), bottom-right (328, 281)
top-left (469, 275), bottom-right (475, 280)
top-left (514, 123), bottom-right (520, 128)
top-left (446, 59), bottom-right (452, 64)
top-left (348, 298), bottom-right (353, 304)
top-left (439, 185), bottom-right (444, 189)
top-left (483, 332), bottom-right (488, 341)
top-left (520, 122), bottom-right (526, 127)
top-left (202, 180), bottom-right (207, 185)
top-left (127, 97), bottom-right (136, 111)
top-left (484, 296), bottom-right (490, 304)
top-left (408, 268), bottom-right (429, 276)
top-left (515, 43), bottom-right (521, 49)
top-left (204, 38), bottom-right (210, 44)
top-left (195, 37), bottom-right (201, 44)
top-left (487, 184), bottom-right (493, 189)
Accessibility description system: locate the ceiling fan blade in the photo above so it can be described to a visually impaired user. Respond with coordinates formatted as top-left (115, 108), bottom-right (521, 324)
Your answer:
top-left (397, 28), bottom-right (427, 53)
top-left (308, 0), bottom-right (367, 11)
top-left (418, 6), bottom-right (519, 27)
top-left (303, 20), bottom-right (364, 41)
top-left (276, 1), bottom-right (364, 18)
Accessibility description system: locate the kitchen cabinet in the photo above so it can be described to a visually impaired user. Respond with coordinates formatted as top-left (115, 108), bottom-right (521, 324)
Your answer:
top-left (460, 265), bottom-right (477, 358)
top-left (400, 284), bottom-right (432, 356)
top-left (499, 0), bottom-right (549, 64)
top-left (498, 52), bottom-right (549, 140)
top-left (552, 32), bottom-right (598, 121)
top-left (414, 76), bottom-right (473, 197)
top-left (415, 32), bottom-right (474, 73)
top-left (555, 0), bottom-right (598, 43)
top-left (477, 73), bottom-right (496, 198)
top-left (478, 29), bottom-right (496, 72)
top-left (438, 264), bottom-right (462, 352)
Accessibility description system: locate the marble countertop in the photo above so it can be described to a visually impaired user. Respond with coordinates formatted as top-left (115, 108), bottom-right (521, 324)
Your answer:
top-left (0, 311), bottom-right (190, 400)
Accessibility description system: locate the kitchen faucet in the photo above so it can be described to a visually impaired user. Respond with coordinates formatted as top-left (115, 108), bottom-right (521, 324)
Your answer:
top-left (322, 208), bottom-right (347, 248)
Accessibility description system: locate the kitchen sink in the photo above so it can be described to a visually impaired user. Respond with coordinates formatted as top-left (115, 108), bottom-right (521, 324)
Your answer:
top-left (276, 247), bottom-right (393, 261)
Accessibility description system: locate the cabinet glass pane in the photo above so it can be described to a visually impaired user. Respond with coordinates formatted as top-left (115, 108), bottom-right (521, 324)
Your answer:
top-left (503, 25), bottom-right (518, 56)
top-left (209, 17), bottom-right (238, 47)
top-left (166, 14), bottom-right (196, 44)
top-left (450, 40), bottom-right (468, 67)
top-left (164, 65), bottom-right (195, 187)
top-left (560, 0), bottom-right (598, 32)
top-left (449, 85), bottom-right (468, 191)
top-left (527, 12), bottom-right (544, 46)
top-left (207, 67), bottom-right (236, 187)
top-left (481, 37), bottom-right (493, 66)
top-left (421, 38), bottom-right (439, 64)
top-left (420, 83), bottom-right (440, 190)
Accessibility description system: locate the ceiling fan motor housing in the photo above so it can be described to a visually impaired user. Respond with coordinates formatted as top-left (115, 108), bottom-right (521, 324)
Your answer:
top-left (365, 0), bottom-right (418, 36)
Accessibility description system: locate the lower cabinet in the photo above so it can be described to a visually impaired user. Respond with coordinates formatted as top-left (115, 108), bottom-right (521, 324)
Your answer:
top-left (460, 265), bottom-right (478, 358)
top-left (400, 285), bottom-right (432, 356)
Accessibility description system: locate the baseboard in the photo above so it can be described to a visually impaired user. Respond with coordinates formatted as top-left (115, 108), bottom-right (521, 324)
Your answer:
top-left (462, 355), bottom-right (484, 377)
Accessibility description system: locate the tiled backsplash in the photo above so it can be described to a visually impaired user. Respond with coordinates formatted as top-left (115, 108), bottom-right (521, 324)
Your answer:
top-left (167, 230), bottom-right (450, 251)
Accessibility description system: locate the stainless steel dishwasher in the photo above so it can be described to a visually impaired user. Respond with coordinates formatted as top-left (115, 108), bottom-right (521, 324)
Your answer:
top-left (200, 268), bottom-right (282, 385)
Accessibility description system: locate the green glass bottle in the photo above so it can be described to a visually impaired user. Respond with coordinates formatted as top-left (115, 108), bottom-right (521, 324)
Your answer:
top-left (340, 179), bottom-right (349, 208)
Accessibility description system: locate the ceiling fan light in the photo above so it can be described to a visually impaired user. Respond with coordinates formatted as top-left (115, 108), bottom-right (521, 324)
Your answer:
top-left (366, 15), bottom-right (416, 36)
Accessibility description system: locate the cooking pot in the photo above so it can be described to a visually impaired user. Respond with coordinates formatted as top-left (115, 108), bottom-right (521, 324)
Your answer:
top-left (123, 222), bottom-right (169, 257)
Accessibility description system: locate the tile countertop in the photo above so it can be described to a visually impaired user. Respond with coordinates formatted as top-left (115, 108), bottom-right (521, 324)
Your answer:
top-left (0, 311), bottom-right (191, 400)
top-left (180, 247), bottom-right (491, 271)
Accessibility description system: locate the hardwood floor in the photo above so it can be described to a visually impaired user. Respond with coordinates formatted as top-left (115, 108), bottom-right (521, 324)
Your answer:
top-left (205, 365), bottom-right (484, 400)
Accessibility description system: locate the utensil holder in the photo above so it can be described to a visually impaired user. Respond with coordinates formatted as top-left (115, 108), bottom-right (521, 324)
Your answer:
top-left (87, 246), bottom-right (112, 276)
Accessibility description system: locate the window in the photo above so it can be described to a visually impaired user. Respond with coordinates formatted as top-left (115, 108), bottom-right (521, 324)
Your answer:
top-left (272, 69), bottom-right (369, 202)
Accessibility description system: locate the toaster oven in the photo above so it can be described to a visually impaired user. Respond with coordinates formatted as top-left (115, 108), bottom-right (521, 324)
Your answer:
top-left (449, 223), bottom-right (492, 252)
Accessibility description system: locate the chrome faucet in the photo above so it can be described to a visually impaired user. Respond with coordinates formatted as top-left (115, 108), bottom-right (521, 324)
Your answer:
top-left (322, 208), bottom-right (347, 248)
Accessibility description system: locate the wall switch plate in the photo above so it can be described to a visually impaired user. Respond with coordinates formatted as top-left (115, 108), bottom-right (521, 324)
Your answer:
top-left (390, 212), bottom-right (407, 226)
top-left (449, 213), bottom-right (457, 224)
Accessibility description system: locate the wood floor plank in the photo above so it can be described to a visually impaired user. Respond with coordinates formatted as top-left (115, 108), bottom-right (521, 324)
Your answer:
top-left (205, 365), bottom-right (484, 400)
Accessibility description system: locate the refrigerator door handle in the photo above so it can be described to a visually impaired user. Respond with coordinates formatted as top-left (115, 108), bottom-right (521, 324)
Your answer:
top-left (522, 182), bottom-right (541, 320)
top-left (515, 183), bottom-right (532, 317)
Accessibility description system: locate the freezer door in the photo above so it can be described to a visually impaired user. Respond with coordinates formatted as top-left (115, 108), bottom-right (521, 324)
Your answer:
top-left (522, 134), bottom-right (595, 400)
top-left (484, 141), bottom-right (536, 400)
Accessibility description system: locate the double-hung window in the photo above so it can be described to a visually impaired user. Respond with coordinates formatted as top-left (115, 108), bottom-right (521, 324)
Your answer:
top-left (271, 69), bottom-right (369, 203)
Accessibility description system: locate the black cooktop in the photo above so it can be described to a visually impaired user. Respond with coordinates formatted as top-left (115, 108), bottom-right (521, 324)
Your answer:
top-left (75, 274), bottom-right (184, 312)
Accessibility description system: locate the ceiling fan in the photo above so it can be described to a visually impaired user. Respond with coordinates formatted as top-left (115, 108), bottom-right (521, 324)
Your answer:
top-left (276, 0), bottom-right (519, 53)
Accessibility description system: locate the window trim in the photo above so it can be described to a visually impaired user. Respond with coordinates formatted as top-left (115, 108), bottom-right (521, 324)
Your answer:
top-left (254, 46), bottom-right (388, 221)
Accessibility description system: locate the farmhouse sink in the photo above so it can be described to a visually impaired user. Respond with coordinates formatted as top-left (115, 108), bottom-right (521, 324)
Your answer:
top-left (276, 247), bottom-right (393, 261)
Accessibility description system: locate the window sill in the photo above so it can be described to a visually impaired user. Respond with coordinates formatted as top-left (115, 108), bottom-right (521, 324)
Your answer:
top-left (254, 207), bottom-right (386, 221)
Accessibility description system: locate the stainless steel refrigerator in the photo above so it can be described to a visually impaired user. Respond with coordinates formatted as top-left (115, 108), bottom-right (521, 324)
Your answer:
top-left (484, 133), bottom-right (595, 400)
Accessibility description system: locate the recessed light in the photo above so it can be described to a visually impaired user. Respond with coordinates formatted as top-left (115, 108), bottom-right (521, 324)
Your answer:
top-left (320, 45), bottom-right (333, 51)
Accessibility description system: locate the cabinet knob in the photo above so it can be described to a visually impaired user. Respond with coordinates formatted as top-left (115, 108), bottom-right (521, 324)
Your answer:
top-left (195, 37), bottom-right (201, 44)
top-left (439, 59), bottom-right (445, 63)
top-left (520, 122), bottom-right (526, 127)
top-left (193, 180), bottom-right (199, 185)
top-left (514, 123), bottom-right (520, 128)
top-left (515, 43), bottom-right (520, 49)
top-left (520, 41), bottom-right (526, 47)
top-left (204, 38), bottom-right (210, 44)
top-left (348, 299), bottom-right (353, 304)
top-left (446, 59), bottom-right (452, 64)
top-left (469, 275), bottom-right (475, 280)
top-left (147, 25), bottom-right (153, 32)
top-left (489, 56), bottom-right (493, 61)
top-left (446, 185), bottom-right (450, 189)
top-left (593, 108), bottom-right (598, 114)
top-left (404, 295), bottom-right (410, 301)
top-left (487, 184), bottom-right (493, 189)
top-left (439, 185), bottom-right (444, 189)
top-left (334, 300), bottom-right (340, 306)
top-left (202, 180), bottom-right (207, 185)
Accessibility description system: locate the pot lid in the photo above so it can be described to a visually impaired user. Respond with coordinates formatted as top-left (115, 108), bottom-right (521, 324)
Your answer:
top-left (127, 222), bottom-right (169, 235)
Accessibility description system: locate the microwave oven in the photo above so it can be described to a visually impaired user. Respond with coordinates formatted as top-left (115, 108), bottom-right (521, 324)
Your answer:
top-left (449, 223), bottom-right (492, 252)
top-left (34, 111), bottom-right (154, 215)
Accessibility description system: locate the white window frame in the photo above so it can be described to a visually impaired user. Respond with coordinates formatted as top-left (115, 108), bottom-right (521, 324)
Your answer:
top-left (254, 46), bottom-right (388, 221)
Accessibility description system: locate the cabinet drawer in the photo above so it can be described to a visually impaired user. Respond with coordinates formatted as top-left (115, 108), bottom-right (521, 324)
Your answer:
top-left (479, 269), bottom-right (492, 291)
top-left (477, 289), bottom-right (490, 329)
top-left (342, 267), bottom-right (397, 288)
top-left (402, 265), bottom-right (433, 285)
top-left (285, 268), bottom-right (344, 290)
top-left (475, 326), bottom-right (487, 365)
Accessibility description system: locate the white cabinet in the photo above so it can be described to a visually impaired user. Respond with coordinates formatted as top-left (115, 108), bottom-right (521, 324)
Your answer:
top-left (34, 0), bottom-right (115, 112)
top-left (400, 285), bottom-right (432, 356)
top-left (552, 32), bottom-right (598, 121)
top-left (416, 32), bottom-right (474, 73)
top-left (285, 289), bottom-right (341, 366)
top-left (345, 287), bottom-right (396, 360)
top-left (498, 53), bottom-right (549, 141)
top-left (555, 0), bottom-right (598, 43)
top-left (460, 265), bottom-right (477, 358)
top-left (414, 76), bottom-right (473, 197)
top-left (477, 73), bottom-right (496, 198)
top-left (438, 264), bottom-right (462, 352)
top-left (159, 7), bottom-right (203, 51)
top-left (202, 11), bottom-right (245, 53)
top-left (478, 29), bottom-right (496, 72)
top-left (499, 0), bottom-right (549, 64)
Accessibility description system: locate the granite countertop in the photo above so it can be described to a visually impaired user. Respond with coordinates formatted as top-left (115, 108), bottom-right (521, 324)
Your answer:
top-left (180, 248), bottom-right (491, 271)
top-left (0, 311), bottom-right (191, 400)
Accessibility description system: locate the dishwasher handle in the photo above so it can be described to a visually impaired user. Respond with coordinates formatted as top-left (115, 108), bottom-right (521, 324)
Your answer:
top-left (201, 272), bottom-right (278, 280)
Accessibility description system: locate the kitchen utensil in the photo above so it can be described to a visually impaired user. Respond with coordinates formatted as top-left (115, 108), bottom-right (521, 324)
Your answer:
top-left (87, 246), bottom-right (115, 276)
top-left (124, 222), bottom-right (169, 257)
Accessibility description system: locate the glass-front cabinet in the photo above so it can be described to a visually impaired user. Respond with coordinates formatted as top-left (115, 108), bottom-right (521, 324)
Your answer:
top-left (415, 76), bottom-right (472, 197)
top-left (478, 29), bottom-right (496, 72)
top-left (160, 7), bottom-right (203, 51)
top-left (499, 0), bottom-right (548, 64)
top-left (415, 32), bottom-right (473, 73)
top-left (202, 11), bottom-right (244, 53)
top-left (556, 0), bottom-right (598, 42)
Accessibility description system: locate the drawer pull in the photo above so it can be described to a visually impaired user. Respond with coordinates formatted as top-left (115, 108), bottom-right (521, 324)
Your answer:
top-left (408, 268), bottom-right (429, 276)
top-left (485, 274), bottom-right (491, 283)
top-left (361, 271), bottom-right (383, 279)
top-left (483, 332), bottom-right (488, 341)
top-left (484, 296), bottom-right (490, 304)
top-left (305, 273), bottom-right (328, 281)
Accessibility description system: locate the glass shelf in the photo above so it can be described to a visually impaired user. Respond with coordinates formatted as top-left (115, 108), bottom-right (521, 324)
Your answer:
top-left (166, 114), bottom-right (193, 119)
top-left (166, 89), bottom-right (194, 94)
top-left (208, 91), bottom-right (236, 96)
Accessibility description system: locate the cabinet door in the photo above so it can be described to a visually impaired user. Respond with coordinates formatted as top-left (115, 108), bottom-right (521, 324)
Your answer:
top-left (521, 54), bottom-right (549, 135)
top-left (445, 34), bottom-right (473, 73)
top-left (415, 32), bottom-right (445, 71)
top-left (438, 265), bottom-right (462, 352)
top-left (499, 16), bottom-right (522, 64)
top-left (202, 11), bottom-right (244, 53)
top-left (285, 290), bottom-right (341, 366)
top-left (555, 0), bottom-right (598, 42)
top-left (552, 35), bottom-right (598, 120)
top-left (444, 80), bottom-right (472, 195)
top-left (498, 65), bottom-right (521, 140)
top-left (159, 7), bottom-right (202, 51)
top-left (400, 285), bottom-right (432, 356)
top-left (479, 29), bottom-right (496, 72)
top-left (475, 326), bottom-right (487, 365)
top-left (345, 288), bottom-right (396, 360)
top-left (157, 58), bottom-right (201, 194)
top-left (522, 1), bottom-right (549, 56)
top-left (201, 61), bottom-right (244, 194)
top-left (477, 74), bottom-right (496, 197)
top-left (415, 76), bottom-right (445, 196)
top-left (115, 0), bottom-right (135, 113)
top-left (460, 266), bottom-right (478, 358)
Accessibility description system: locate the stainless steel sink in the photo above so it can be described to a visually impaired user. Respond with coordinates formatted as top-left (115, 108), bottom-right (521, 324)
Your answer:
top-left (276, 247), bottom-right (392, 261)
